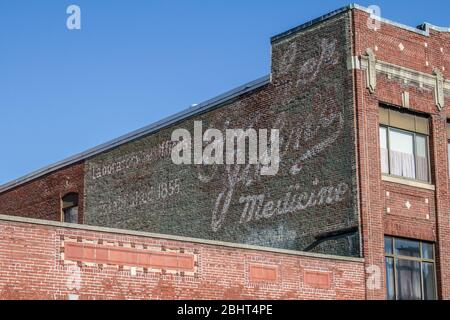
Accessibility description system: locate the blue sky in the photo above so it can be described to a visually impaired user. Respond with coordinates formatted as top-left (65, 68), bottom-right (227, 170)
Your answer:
top-left (0, 0), bottom-right (449, 185)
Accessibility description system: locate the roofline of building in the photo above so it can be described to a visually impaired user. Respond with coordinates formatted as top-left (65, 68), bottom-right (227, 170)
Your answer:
top-left (0, 75), bottom-right (270, 194)
top-left (271, 5), bottom-right (353, 43)
top-left (2, 3), bottom-right (450, 194)
top-left (271, 3), bottom-right (450, 43)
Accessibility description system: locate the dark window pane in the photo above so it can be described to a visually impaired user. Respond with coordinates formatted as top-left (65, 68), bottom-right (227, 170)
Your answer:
top-left (64, 206), bottom-right (78, 224)
top-left (385, 237), bottom-right (393, 255)
top-left (395, 238), bottom-right (420, 258)
top-left (396, 259), bottom-right (421, 300)
top-left (422, 263), bottom-right (437, 300)
top-left (422, 243), bottom-right (434, 260)
top-left (386, 257), bottom-right (395, 300)
top-left (62, 193), bottom-right (78, 208)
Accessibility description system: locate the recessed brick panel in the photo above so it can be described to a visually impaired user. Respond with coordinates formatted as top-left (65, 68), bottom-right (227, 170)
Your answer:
top-left (303, 270), bottom-right (332, 289)
top-left (385, 188), bottom-right (433, 220)
top-left (64, 242), bottom-right (195, 271)
top-left (249, 264), bottom-right (279, 282)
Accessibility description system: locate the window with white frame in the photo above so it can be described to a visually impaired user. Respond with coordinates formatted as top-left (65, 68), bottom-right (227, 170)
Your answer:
top-left (379, 106), bottom-right (430, 183)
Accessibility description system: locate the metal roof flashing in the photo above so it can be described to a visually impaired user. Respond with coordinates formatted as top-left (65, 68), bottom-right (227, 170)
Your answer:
top-left (270, 5), bottom-right (352, 43)
top-left (419, 22), bottom-right (450, 34)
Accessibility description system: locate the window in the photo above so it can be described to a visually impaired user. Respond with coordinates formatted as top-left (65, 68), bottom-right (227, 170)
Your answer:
top-left (379, 106), bottom-right (430, 182)
top-left (448, 140), bottom-right (450, 176)
top-left (447, 123), bottom-right (450, 176)
top-left (385, 237), bottom-right (437, 300)
top-left (62, 193), bottom-right (78, 224)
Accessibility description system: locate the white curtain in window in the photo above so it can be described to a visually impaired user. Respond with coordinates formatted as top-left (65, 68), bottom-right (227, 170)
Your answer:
top-left (390, 151), bottom-right (416, 179)
top-left (389, 130), bottom-right (415, 179)
top-left (379, 127), bottom-right (389, 174)
top-left (380, 148), bottom-right (389, 174)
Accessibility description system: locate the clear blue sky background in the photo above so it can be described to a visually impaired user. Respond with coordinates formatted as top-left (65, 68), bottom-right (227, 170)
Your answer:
top-left (0, 0), bottom-right (449, 185)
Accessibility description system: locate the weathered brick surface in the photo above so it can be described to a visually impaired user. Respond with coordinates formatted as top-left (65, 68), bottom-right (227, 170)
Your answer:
top-left (0, 218), bottom-right (365, 300)
top-left (0, 163), bottom-right (84, 223)
top-left (83, 12), bottom-right (360, 257)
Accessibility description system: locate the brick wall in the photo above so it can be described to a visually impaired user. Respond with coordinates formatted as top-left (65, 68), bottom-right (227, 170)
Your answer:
top-left (0, 216), bottom-right (365, 300)
top-left (352, 9), bottom-right (450, 299)
top-left (0, 163), bottom-right (84, 223)
top-left (82, 12), bottom-right (360, 257)
top-left (0, 6), bottom-right (449, 300)
top-left (0, 11), bottom-right (361, 260)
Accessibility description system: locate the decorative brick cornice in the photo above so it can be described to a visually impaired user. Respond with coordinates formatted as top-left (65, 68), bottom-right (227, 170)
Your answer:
top-left (356, 54), bottom-right (449, 111)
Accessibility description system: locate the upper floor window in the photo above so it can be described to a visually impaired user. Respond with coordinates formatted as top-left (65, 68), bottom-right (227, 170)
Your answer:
top-left (62, 193), bottom-right (78, 224)
top-left (385, 237), bottom-right (437, 300)
top-left (379, 106), bottom-right (430, 183)
top-left (447, 123), bottom-right (450, 177)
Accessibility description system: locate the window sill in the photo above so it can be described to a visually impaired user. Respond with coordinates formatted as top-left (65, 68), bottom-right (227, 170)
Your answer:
top-left (381, 175), bottom-right (435, 191)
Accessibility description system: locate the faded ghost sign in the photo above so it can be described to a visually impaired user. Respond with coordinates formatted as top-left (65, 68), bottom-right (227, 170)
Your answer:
top-left (84, 13), bottom-right (360, 257)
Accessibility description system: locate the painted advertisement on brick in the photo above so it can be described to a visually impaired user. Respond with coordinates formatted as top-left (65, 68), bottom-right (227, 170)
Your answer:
top-left (84, 13), bottom-right (360, 257)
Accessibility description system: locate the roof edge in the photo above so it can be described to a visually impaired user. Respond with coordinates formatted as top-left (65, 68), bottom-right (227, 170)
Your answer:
top-left (419, 22), bottom-right (450, 33)
top-left (0, 75), bottom-right (270, 194)
top-left (271, 3), bottom-right (450, 44)
top-left (271, 5), bottom-right (353, 43)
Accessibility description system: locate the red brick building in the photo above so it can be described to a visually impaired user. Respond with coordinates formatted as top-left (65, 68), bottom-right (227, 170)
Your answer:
top-left (0, 5), bottom-right (449, 300)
